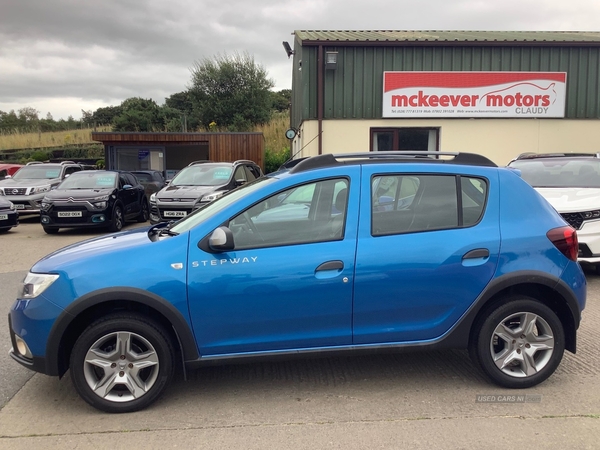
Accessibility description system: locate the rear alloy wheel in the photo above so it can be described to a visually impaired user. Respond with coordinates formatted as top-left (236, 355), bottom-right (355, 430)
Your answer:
top-left (70, 313), bottom-right (175, 413)
top-left (137, 199), bottom-right (149, 223)
top-left (470, 296), bottom-right (565, 388)
top-left (109, 205), bottom-right (123, 232)
top-left (43, 226), bottom-right (59, 234)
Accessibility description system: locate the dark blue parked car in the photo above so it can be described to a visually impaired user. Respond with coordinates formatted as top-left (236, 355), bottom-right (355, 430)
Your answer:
top-left (8, 152), bottom-right (586, 413)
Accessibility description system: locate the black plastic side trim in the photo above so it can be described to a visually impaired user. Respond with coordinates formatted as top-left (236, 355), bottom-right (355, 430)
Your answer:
top-left (44, 287), bottom-right (199, 376)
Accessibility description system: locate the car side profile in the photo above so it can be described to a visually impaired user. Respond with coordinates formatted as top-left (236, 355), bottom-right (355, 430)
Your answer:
top-left (40, 170), bottom-right (149, 233)
top-left (9, 152), bottom-right (586, 413)
top-left (149, 160), bottom-right (263, 223)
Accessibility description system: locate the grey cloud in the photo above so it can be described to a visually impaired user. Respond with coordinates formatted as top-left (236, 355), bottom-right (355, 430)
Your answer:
top-left (1, 0), bottom-right (599, 119)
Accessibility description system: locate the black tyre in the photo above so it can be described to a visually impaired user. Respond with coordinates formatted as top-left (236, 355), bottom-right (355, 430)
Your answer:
top-left (108, 205), bottom-right (123, 232)
top-left (43, 226), bottom-right (59, 234)
top-left (137, 199), bottom-right (149, 223)
top-left (469, 296), bottom-right (565, 388)
top-left (69, 313), bottom-right (175, 413)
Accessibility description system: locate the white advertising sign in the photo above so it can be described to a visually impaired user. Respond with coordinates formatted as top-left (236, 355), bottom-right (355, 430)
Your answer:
top-left (383, 71), bottom-right (567, 118)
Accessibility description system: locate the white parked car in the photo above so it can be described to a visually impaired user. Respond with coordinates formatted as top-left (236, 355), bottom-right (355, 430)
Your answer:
top-left (508, 153), bottom-right (600, 271)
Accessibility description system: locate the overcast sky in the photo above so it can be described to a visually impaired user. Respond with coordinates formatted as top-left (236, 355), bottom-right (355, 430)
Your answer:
top-left (1, 0), bottom-right (599, 120)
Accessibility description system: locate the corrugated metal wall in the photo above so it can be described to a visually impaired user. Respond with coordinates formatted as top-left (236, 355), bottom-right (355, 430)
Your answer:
top-left (292, 45), bottom-right (600, 122)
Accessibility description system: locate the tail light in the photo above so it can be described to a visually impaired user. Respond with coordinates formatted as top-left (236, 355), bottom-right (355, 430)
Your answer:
top-left (547, 226), bottom-right (578, 262)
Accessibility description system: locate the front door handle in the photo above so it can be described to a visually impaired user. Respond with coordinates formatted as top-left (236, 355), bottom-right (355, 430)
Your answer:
top-left (316, 260), bottom-right (344, 271)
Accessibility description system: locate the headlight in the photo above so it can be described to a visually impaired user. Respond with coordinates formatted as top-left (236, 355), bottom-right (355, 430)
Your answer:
top-left (93, 194), bottom-right (110, 202)
top-left (201, 192), bottom-right (224, 202)
top-left (0, 188), bottom-right (4, 195)
top-left (92, 201), bottom-right (107, 209)
top-left (150, 193), bottom-right (156, 203)
top-left (21, 273), bottom-right (59, 298)
top-left (33, 185), bottom-right (51, 194)
top-left (582, 210), bottom-right (600, 219)
top-left (9, 201), bottom-right (15, 210)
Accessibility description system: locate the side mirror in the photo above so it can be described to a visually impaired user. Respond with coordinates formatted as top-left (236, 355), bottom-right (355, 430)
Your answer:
top-left (123, 184), bottom-right (133, 190)
top-left (235, 178), bottom-right (247, 187)
top-left (208, 226), bottom-right (235, 252)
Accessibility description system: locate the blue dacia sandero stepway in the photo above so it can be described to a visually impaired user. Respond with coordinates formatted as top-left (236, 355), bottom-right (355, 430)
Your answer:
top-left (8, 152), bottom-right (586, 413)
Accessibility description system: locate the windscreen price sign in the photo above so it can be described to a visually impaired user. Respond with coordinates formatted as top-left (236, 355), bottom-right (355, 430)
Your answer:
top-left (383, 71), bottom-right (566, 118)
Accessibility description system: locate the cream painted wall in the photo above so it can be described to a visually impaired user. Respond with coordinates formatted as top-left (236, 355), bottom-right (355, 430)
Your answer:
top-left (294, 119), bottom-right (600, 166)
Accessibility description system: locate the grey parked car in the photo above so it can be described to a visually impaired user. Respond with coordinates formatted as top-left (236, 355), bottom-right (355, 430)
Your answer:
top-left (0, 161), bottom-right (83, 214)
top-left (149, 160), bottom-right (263, 223)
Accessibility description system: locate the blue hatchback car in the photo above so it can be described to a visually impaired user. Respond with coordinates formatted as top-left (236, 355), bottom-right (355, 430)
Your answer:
top-left (8, 152), bottom-right (586, 413)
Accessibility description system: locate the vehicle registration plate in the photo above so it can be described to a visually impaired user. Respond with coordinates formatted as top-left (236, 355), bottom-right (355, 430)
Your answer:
top-left (58, 211), bottom-right (83, 217)
top-left (0, 214), bottom-right (7, 220)
top-left (164, 211), bottom-right (187, 217)
top-left (13, 204), bottom-right (25, 209)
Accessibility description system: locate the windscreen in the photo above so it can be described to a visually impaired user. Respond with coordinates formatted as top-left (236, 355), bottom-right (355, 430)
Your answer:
top-left (170, 165), bottom-right (233, 186)
top-left (58, 172), bottom-right (117, 189)
top-left (12, 165), bottom-right (61, 180)
top-left (510, 159), bottom-right (600, 188)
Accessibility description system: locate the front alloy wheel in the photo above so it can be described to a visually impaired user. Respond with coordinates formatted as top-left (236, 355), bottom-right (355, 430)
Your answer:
top-left (109, 205), bottom-right (123, 232)
top-left (70, 313), bottom-right (174, 413)
top-left (470, 297), bottom-right (565, 388)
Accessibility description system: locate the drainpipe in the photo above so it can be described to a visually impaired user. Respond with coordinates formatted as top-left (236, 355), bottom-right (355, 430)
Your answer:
top-left (317, 45), bottom-right (323, 155)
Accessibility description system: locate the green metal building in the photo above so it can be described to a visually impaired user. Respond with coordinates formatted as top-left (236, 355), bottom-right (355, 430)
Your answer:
top-left (286, 30), bottom-right (600, 164)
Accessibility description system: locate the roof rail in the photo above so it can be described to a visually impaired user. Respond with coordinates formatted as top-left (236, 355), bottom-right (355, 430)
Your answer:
top-left (60, 160), bottom-right (77, 165)
top-left (187, 160), bottom-right (214, 166)
top-left (288, 151), bottom-right (496, 173)
top-left (515, 152), bottom-right (600, 160)
top-left (26, 161), bottom-right (43, 165)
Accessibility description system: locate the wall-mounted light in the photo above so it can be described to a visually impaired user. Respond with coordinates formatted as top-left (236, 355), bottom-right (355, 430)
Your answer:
top-left (325, 51), bottom-right (338, 70)
top-left (282, 41), bottom-right (294, 58)
top-left (285, 128), bottom-right (300, 139)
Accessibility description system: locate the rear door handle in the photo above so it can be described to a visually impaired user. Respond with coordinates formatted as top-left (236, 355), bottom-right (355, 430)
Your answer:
top-left (463, 249), bottom-right (490, 260)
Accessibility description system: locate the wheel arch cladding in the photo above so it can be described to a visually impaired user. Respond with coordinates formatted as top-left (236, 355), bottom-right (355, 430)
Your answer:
top-left (467, 272), bottom-right (580, 354)
top-left (45, 287), bottom-right (198, 377)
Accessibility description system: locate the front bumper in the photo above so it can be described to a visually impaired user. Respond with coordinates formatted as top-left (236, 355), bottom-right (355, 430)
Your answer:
top-left (41, 200), bottom-right (112, 228)
top-left (8, 312), bottom-right (53, 376)
top-left (1, 193), bottom-right (44, 214)
top-left (575, 219), bottom-right (600, 265)
top-left (0, 210), bottom-right (19, 229)
top-left (150, 200), bottom-right (203, 223)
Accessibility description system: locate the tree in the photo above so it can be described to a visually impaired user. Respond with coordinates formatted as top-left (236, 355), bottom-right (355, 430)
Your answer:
top-left (0, 110), bottom-right (21, 131)
top-left (271, 89), bottom-right (291, 112)
top-left (92, 105), bottom-right (123, 126)
top-left (165, 91), bottom-right (199, 131)
top-left (18, 107), bottom-right (40, 124)
top-left (188, 52), bottom-right (275, 131)
top-left (112, 97), bottom-right (162, 132)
